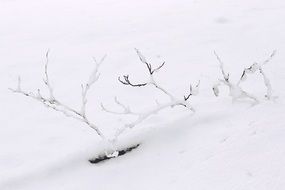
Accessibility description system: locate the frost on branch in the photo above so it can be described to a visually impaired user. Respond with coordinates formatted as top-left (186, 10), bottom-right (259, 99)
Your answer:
top-left (213, 50), bottom-right (276, 103)
top-left (9, 51), bottom-right (107, 141)
top-left (102, 49), bottom-right (200, 141)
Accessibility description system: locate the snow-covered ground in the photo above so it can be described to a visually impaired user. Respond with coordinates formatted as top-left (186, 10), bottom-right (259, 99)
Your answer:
top-left (1, 0), bottom-right (285, 189)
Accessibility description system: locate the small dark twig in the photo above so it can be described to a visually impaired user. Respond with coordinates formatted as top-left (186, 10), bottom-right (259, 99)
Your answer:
top-left (105, 49), bottom-right (199, 140)
top-left (118, 75), bottom-right (147, 87)
top-left (184, 80), bottom-right (200, 101)
top-left (151, 61), bottom-right (165, 74)
top-left (135, 48), bottom-right (165, 75)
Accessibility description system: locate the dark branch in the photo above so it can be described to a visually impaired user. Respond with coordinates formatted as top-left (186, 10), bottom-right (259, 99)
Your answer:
top-left (135, 48), bottom-right (165, 75)
top-left (184, 86), bottom-right (193, 101)
top-left (151, 61), bottom-right (165, 74)
top-left (118, 75), bottom-right (147, 87)
top-left (184, 81), bottom-right (200, 101)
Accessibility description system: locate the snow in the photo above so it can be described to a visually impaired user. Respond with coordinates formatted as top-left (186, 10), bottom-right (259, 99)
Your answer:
top-left (1, 0), bottom-right (285, 189)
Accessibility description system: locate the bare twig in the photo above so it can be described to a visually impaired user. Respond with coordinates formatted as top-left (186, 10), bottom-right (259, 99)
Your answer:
top-left (214, 51), bottom-right (230, 82)
top-left (213, 50), bottom-right (276, 102)
top-left (104, 49), bottom-right (199, 141)
top-left (259, 67), bottom-right (272, 99)
top-left (113, 99), bottom-right (195, 140)
top-left (262, 50), bottom-right (276, 65)
top-left (43, 50), bottom-right (55, 102)
top-left (134, 48), bottom-right (165, 75)
top-left (10, 51), bottom-right (107, 140)
top-left (118, 75), bottom-right (147, 87)
top-left (184, 80), bottom-right (200, 101)
top-left (101, 97), bottom-right (139, 115)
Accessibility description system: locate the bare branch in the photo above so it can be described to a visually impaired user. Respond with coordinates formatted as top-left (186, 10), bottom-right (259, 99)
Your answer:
top-left (262, 50), bottom-right (276, 66)
top-left (113, 99), bottom-right (195, 140)
top-left (114, 97), bottom-right (131, 113)
top-left (81, 84), bottom-right (88, 117)
top-left (151, 80), bottom-right (175, 101)
top-left (101, 97), bottom-right (138, 115)
top-left (152, 61), bottom-right (165, 74)
top-left (108, 49), bottom-right (198, 141)
top-left (80, 55), bottom-right (106, 117)
top-left (135, 48), bottom-right (165, 75)
top-left (238, 62), bottom-right (259, 85)
top-left (120, 50), bottom-right (175, 101)
top-left (259, 67), bottom-right (272, 99)
top-left (239, 50), bottom-right (276, 85)
top-left (212, 81), bottom-right (221, 97)
top-left (10, 52), bottom-right (107, 140)
top-left (135, 48), bottom-right (152, 74)
top-left (92, 54), bottom-right (107, 65)
top-left (118, 75), bottom-right (147, 87)
top-left (214, 51), bottom-right (230, 82)
top-left (239, 90), bottom-right (259, 103)
top-left (184, 80), bottom-right (200, 101)
top-left (43, 49), bottom-right (55, 102)
top-left (213, 50), bottom-right (276, 103)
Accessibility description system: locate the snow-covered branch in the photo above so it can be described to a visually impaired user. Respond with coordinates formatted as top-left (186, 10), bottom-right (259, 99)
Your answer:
top-left (214, 51), bottom-right (230, 83)
top-left (213, 50), bottom-right (276, 102)
top-left (101, 97), bottom-right (138, 115)
top-left (237, 50), bottom-right (276, 99)
top-left (259, 67), bottom-right (272, 99)
top-left (103, 49), bottom-right (199, 141)
top-left (9, 51), bottom-right (107, 140)
top-left (112, 99), bottom-right (196, 140)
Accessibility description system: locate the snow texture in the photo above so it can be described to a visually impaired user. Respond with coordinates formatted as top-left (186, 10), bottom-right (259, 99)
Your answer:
top-left (1, 0), bottom-right (285, 189)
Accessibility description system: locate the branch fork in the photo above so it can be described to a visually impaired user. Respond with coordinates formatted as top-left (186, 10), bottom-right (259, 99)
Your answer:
top-left (102, 49), bottom-right (199, 141)
top-left (213, 50), bottom-right (276, 102)
top-left (9, 51), bottom-right (109, 142)
top-left (10, 49), bottom-right (200, 156)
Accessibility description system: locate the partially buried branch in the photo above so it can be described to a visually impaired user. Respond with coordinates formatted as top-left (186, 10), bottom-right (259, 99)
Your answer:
top-left (212, 50), bottom-right (276, 102)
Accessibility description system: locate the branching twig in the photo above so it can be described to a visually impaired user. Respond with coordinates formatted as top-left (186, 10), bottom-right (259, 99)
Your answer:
top-left (184, 80), bottom-right (200, 101)
top-left (259, 67), bottom-right (272, 99)
top-left (101, 97), bottom-right (139, 115)
top-left (119, 49), bottom-right (176, 101)
top-left (262, 50), bottom-right (276, 66)
top-left (213, 50), bottom-right (276, 102)
top-left (43, 50), bottom-right (55, 102)
top-left (134, 48), bottom-right (166, 75)
top-left (104, 49), bottom-right (199, 141)
top-left (10, 51), bottom-right (107, 140)
top-left (112, 99), bottom-right (195, 140)
top-left (214, 51), bottom-right (230, 82)
top-left (118, 75), bottom-right (147, 87)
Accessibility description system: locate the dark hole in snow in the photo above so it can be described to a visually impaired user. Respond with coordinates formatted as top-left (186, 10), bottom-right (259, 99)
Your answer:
top-left (89, 144), bottom-right (140, 164)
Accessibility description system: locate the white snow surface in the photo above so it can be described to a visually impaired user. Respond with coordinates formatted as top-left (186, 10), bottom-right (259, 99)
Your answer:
top-left (1, 0), bottom-right (285, 189)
